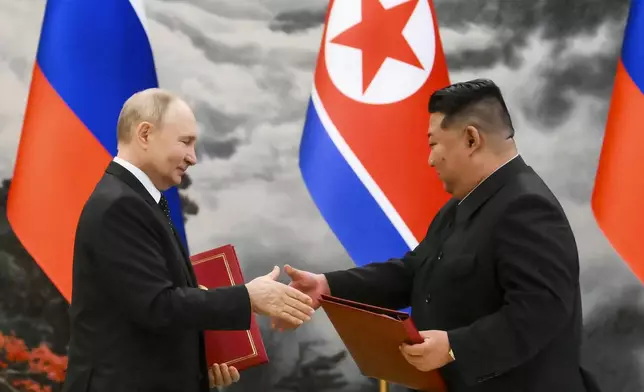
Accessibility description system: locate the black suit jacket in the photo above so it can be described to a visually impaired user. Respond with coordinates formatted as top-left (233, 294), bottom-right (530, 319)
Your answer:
top-left (62, 161), bottom-right (252, 392)
top-left (325, 156), bottom-right (600, 392)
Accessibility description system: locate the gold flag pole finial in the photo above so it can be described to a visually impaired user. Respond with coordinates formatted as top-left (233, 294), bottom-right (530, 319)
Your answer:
top-left (379, 379), bottom-right (389, 392)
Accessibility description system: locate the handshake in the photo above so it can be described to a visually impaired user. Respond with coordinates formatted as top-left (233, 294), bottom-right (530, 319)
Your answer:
top-left (207, 264), bottom-right (327, 388)
top-left (244, 264), bottom-right (329, 330)
top-left (208, 264), bottom-right (452, 389)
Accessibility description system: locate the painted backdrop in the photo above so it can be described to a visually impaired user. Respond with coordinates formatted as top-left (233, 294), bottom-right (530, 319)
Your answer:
top-left (0, 0), bottom-right (641, 391)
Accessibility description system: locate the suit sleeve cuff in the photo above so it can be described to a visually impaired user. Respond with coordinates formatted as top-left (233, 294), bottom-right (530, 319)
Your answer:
top-left (323, 270), bottom-right (348, 298)
top-left (240, 284), bottom-right (252, 328)
top-left (232, 284), bottom-right (252, 330)
top-left (204, 284), bottom-right (252, 330)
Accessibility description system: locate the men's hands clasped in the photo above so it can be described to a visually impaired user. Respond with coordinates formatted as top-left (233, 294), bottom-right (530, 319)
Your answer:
top-left (270, 264), bottom-right (330, 331)
top-left (207, 266), bottom-right (316, 388)
top-left (245, 266), bottom-right (454, 377)
top-left (246, 265), bottom-right (316, 327)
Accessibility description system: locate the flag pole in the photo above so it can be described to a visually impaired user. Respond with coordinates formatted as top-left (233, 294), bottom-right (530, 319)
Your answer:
top-left (379, 379), bottom-right (389, 392)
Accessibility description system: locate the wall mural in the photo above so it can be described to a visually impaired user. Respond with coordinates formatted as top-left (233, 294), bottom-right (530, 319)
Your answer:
top-left (0, 0), bottom-right (641, 391)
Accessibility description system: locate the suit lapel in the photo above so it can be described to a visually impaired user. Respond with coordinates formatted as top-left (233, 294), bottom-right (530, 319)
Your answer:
top-left (166, 221), bottom-right (197, 287)
top-left (169, 221), bottom-right (198, 286)
top-left (106, 161), bottom-right (157, 207)
top-left (105, 161), bottom-right (197, 286)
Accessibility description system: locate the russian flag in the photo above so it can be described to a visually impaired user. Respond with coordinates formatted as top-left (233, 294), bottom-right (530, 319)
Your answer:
top-left (6, 0), bottom-right (188, 302)
top-left (299, 0), bottom-right (451, 268)
top-left (592, 0), bottom-right (644, 283)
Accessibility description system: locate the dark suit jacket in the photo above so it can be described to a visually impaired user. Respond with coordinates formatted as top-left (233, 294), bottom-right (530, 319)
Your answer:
top-left (62, 161), bottom-right (251, 392)
top-left (325, 156), bottom-right (600, 392)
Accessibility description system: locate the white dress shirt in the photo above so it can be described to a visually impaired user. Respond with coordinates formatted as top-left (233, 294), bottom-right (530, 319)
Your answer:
top-left (112, 156), bottom-right (161, 203)
top-left (458, 153), bottom-right (519, 205)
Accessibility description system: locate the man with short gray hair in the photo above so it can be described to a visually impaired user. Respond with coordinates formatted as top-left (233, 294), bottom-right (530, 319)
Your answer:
top-left (62, 88), bottom-right (314, 392)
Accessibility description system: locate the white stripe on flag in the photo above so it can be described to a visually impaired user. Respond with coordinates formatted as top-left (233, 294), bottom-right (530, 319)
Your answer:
top-left (311, 85), bottom-right (420, 250)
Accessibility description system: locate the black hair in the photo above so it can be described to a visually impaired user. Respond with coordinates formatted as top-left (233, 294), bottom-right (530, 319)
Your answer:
top-left (428, 79), bottom-right (515, 138)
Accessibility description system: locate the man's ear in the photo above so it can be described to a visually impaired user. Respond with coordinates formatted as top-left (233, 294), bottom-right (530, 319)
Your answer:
top-left (135, 121), bottom-right (153, 149)
top-left (464, 125), bottom-right (482, 153)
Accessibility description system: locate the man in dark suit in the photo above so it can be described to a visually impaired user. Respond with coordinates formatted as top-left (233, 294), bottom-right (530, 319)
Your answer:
top-left (62, 88), bottom-right (315, 392)
top-left (275, 79), bottom-right (601, 392)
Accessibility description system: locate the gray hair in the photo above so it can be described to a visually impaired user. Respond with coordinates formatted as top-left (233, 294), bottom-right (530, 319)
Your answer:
top-left (116, 88), bottom-right (178, 142)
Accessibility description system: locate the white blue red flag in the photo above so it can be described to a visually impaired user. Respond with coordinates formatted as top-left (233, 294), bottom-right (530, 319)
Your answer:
top-left (592, 0), bottom-right (644, 283)
top-left (299, 0), bottom-right (451, 267)
top-left (7, 0), bottom-right (188, 302)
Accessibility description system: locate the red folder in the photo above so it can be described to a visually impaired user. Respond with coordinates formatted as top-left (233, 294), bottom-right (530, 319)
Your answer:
top-left (319, 294), bottom-right (446, 391)
top-left (190, 244), bottom-right (269, 371)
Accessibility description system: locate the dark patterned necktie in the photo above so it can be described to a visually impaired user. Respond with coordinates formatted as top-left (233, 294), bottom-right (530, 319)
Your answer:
top-left (158, 195), bottom-right (173, 231)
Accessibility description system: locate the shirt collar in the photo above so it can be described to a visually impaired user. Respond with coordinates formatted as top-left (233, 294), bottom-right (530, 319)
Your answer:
top-left (112, 156), bottom-right (161, 203)
top-left (458, 153), bottom-right (519, 205)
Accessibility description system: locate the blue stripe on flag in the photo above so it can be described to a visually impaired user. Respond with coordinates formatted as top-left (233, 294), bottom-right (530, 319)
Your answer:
top-left (622, 0), bottom-right (644, 92)
top-left (299, 98), bottom-right (410, 266)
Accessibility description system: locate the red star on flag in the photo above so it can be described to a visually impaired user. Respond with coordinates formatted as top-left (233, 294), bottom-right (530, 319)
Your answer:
top-left (330, 0), bottom-right (423, 94)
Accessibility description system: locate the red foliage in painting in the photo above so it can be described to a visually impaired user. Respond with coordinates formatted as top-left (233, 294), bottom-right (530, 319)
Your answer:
top-left (0, 331), bottom-right (67, 392)
top-left (10, 379), bottom-right (52, 392)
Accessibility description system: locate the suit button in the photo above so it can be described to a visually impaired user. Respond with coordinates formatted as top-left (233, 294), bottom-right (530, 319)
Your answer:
top-left (437, 252), bottom-right (443, 260)
top-left (425, 294), bottom-right (431, 303)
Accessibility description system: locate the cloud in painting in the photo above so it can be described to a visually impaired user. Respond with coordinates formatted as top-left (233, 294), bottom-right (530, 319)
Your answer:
top-left (155, 0), bottom-right (272, 21)
top-left (1, 0), bottom-right (643, 390)
top-left (0, 0), bottom-right (44, 181)
top-left (434, 0), bottom-right (630, 128)
top-left (269, 9), bottom-right (327, 33)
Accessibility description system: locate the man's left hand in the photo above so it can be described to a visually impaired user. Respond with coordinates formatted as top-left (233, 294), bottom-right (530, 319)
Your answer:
top-left (209, 363), bottom-right (240, 388)
top-left (400, 330), bottom-right (454, 372)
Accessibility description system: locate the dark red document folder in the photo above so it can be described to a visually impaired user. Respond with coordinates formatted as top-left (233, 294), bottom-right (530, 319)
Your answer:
top-left (319, 294), bottom-right (446, 391)
top-left (190, 245), bottom-right (268, 371)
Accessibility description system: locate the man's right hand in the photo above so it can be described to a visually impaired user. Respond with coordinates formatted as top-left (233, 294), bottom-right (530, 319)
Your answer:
top-left (245, 266), bottom-right (315, 327)
top-left (271, 264), bottom-right (330, 331)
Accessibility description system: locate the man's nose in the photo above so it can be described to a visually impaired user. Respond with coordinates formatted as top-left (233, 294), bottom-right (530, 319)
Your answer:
top-left (186, 148), bottom-right (197, 165)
